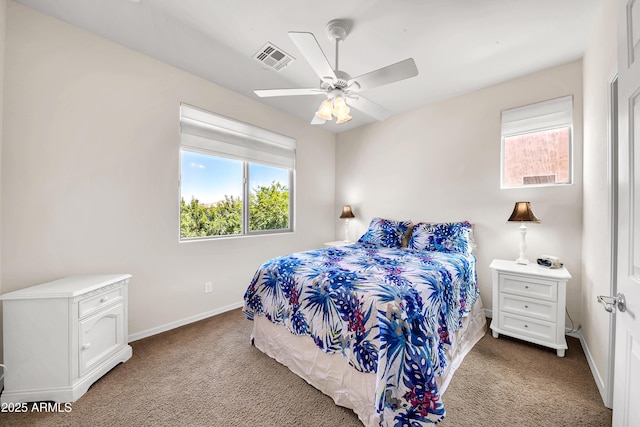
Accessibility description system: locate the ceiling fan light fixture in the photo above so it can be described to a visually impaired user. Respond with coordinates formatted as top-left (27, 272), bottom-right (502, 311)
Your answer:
top-left (333, 96), bottom-right (351, 118)
top-left (335, 101), bottom-right (352, 123)
top-left (335, 112), bottom-right (352, 124)
top-left (255, 19), bottom-right (419, 126)
top-left (315, 99), bottom-right (333, 121)
top-left (315, 95), bottom-right (352, 124)
top-left (333, 96), bottom-right (347, 110)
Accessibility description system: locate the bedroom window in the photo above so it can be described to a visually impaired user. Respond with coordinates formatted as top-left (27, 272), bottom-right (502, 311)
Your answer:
top-left (179, 104), bottom-right (295, 240)
top-left (501, 95), bottom-right (573, 188)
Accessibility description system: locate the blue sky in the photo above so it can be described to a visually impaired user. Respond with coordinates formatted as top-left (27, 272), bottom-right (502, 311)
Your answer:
top-left (180, 150), bottom-right (288, 204)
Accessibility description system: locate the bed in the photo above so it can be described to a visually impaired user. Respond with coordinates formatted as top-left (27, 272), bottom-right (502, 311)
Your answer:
top-left (243, 218), bottom-right (487, 426)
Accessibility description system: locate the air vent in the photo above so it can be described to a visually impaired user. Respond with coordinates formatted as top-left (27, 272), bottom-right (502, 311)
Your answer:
top-left (253, 42), bottom-right (295, 71)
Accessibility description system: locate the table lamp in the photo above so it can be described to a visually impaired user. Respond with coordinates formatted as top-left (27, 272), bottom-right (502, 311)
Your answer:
top-left (339, 205), bottom-right (355, 243)
top-left (507, 201), bottom-right (540, 265)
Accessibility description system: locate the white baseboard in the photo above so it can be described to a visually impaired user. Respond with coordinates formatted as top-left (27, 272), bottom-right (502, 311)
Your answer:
top-left (128, 301), bottom-right (244, 342)
top-left (565, 329), bottom-right (582, 339)
top-left (576, 331), bottom-right (611, 408)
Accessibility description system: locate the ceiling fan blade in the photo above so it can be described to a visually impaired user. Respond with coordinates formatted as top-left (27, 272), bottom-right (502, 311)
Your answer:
top-left (347, 95), bottom-right (392, 121)
top-left (254, 88), bottom-right (325, 97)
top-left (311, 114), bottom-right (326, 125)
top-left (348, 58), bottom-right (418, 92)
top-left (288, 31), bottom-right (337, 83)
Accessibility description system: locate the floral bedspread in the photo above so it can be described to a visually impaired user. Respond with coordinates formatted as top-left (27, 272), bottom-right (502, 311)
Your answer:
top-left (243, 243), bottom-right (479, 425)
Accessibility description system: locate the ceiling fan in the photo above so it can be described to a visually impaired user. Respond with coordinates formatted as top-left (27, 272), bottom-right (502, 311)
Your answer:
top-left (254, 19), bottom-right (419, 125)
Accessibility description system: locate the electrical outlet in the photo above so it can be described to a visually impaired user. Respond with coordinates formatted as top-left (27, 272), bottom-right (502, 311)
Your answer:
top-left (204, 282), bottom-right (213, 293)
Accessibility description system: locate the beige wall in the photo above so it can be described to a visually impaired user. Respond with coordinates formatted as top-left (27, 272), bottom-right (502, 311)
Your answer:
top-left (581, 0), bottom-right (617, 406)
top-left (335, 60), bottom-right (584, 325)
top-left (1, 3), bottom-right (336, 338)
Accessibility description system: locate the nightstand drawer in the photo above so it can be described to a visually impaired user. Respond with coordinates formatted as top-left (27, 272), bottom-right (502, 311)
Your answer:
top-left (499, 312), bottom-right (556, 343)
top-left (499, 274), bottom-right (557, 302)
top-left (500, 293), bottom-right (557, 322)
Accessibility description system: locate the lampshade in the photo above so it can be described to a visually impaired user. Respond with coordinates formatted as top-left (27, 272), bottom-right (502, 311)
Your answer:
top-left (339, 205), bottom-right (355, 219)
top-left (507, 201), bottom-right (540, 222)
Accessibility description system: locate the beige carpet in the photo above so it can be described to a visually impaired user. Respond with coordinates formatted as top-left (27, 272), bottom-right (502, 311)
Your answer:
top-left (0, 309), bottom-right (611, 427)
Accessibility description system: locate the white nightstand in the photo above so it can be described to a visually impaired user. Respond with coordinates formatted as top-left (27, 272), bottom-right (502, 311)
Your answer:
top-left (489, 259), bottom-right (571, 357)
top-left (324, 240), bottom-right (353, 247)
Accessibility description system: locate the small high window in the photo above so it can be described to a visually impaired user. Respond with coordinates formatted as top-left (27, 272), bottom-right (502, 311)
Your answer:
top-left (501, 95), bottom-right (573, 188)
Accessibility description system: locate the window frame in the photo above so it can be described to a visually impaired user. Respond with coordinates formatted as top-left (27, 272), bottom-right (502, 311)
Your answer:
top-left (178, 104), bottom-right (295, 241)
top-left (242, 161), bottom-right (295, 237)
top-left (500, 95), bottom-right (574, 189)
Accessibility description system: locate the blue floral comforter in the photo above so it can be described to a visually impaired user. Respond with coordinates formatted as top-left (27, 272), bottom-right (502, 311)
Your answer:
top-left (243, 243), bottom-right (479, 425)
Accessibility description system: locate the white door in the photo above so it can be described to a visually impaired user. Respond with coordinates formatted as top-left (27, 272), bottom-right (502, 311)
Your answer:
top-left (613, 0), bottom-right (640, 425)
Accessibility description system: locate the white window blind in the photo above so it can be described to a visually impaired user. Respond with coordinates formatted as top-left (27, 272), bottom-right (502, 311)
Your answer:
top-left (501, 95), bottom-right (573, 136)
top-left (180, 104), bottom-right (296, 170)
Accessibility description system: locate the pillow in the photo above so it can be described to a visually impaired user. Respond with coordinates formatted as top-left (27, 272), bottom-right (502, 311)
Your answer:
top-left (357, 217), bottom-right (412, 248)
top-left (409, 221), bottom-right (473, 254)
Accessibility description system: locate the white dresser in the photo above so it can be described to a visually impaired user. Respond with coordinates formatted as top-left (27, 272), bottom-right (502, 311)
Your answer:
top-left (489, 260), bottom-right (571, 357)
top-left (1, 274), bottom-right (132, 403)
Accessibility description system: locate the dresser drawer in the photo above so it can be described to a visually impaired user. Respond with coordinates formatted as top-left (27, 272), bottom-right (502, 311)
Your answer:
top-left (499, 312), bottom-right (556, 343)
top-left (500, 293), bottom-right (557, 322)
top-left (78, 284), bottom-right (124, 318)
top-left (499, 274), bottom-right (557, 302)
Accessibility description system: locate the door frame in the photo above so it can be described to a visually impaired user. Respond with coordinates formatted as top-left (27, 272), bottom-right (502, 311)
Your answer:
top-left (604, 72), bottom-right (619, 409)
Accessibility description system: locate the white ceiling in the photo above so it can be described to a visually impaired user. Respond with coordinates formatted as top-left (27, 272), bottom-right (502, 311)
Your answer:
top-left (14, 0), bottom-right (603, 133)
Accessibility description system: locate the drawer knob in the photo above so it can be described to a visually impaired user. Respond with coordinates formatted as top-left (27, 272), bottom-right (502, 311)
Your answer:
top-left (525, 285), bottom-right (529, 289)
top-left (524, 324), bottom-right (529, 328)
top-left (524, 305), bottom-right (529, 309)
top-left (82, 343), bottom-right (91, 351)
top-left (100, 296), bottom-right (109, 303)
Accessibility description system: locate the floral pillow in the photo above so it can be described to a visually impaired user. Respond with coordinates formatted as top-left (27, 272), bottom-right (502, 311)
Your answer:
top-left (358, 217), bottom-right (412, 248)
top-left (409, 221), bottom-right (473, 254)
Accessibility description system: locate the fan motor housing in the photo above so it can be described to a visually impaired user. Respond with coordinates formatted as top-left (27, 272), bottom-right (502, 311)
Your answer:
top-left (320, 72), bottom-right (352, 90)
top-left (333, 70), bottom-right (351, 88)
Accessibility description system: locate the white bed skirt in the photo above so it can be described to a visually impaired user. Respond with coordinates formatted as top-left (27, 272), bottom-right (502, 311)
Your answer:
top-left (251, 297), bottom-right (487, 427)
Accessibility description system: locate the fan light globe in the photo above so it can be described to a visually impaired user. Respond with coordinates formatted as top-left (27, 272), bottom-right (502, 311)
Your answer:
top-left (333, 96), bottom-right (351, 123)
top-left (333, 96), bottom-right (347, 109)
top-left (315, 99), bottom-right (333, 121)
top-left (335, 112), bottom-right (352, 124)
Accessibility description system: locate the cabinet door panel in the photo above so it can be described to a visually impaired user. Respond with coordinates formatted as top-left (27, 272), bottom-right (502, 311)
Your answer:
top-left (79, 303), bottom-right (125, 377)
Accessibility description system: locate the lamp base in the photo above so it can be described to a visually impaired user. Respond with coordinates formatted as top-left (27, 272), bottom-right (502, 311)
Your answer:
top-left (515, 223), bottom-right (529, 265)
top-left (343, 219), bottom-right (350, 243)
